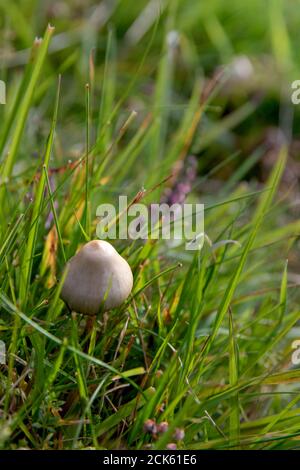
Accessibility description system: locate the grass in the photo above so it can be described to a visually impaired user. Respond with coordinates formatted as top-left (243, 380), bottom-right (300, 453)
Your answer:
top-left (1, 0), bottom-right (300, 450)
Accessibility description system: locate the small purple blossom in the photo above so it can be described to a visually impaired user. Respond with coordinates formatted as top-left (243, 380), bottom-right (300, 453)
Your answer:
top-left (143, 419), bottom-right (157, 435)
top-left (162, 155), bottom-right (197, 206)
top-left (157, 421), bottom-right (169, 433)
top-left (166, 443), bottom-right (177, 450)
top-left (173, 428), bottom-right (185, 441)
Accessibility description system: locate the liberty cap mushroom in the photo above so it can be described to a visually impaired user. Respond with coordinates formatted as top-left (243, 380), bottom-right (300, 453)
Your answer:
top-left (60, 240), bottom-right (133, 315)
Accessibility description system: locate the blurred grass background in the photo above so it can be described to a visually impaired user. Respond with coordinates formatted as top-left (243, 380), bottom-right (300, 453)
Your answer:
top-left (2, 0), bottom-right (300, 186)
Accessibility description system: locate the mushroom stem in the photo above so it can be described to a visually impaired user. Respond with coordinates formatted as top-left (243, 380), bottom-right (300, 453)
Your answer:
top-left (85, 314), bottom-right (96, 337)
top-left (84, 315), bottom-right (97, 359)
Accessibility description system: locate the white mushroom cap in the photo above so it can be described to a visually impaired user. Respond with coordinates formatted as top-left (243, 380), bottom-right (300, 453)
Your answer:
top-left (60, 240), bottom-right (133, 315)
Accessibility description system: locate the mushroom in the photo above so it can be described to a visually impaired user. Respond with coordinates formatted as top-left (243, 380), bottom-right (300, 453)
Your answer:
top-left (60, 240), bottom-right (133, 315)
